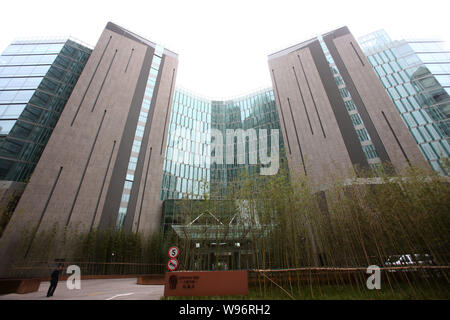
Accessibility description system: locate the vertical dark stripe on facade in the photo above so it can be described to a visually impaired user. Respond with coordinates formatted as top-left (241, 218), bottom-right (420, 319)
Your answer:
top-left (322, 31), bottom-right (391, 165)
top-left (24, 166), bottom-right (63, 257)
top-left (297, 54), bottom-right (326, 138)
top-left (292, 66), bottom-right (314, 135)
top-left (136, 147), bottom-right (152, 232)
top-left (66, 110), bottom-right (107, 226)
top-left (287, 97), bottom-right (307, 175)
top-left (160, 68), bottom-right (176, 155)
top-left (125, 48), bottom-right (134, 73)
top-left (98, 45), bottom-right (154, 230)
top-left (350, 42), bottom-right (365, 66)
top-left (271, 69), bottom-right (292, 154)
top-left (90, 140), bottom-right (116, 231)
top-left (71, 35), bottom-right (112, 126)
top-left (316, 191), bottom-right (330, 216)
top-left (308, 39), bottom-right (369, 171)
top-left (381, 111), bottom-right (411, 165)
top-left (122, 54), bottom-right (166, 232)
top-left (91, 49), bottom-right (118, 112)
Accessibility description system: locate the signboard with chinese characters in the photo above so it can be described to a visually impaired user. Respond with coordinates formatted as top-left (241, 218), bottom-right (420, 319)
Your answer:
top-left (164, 270), bottom-right (248, 297)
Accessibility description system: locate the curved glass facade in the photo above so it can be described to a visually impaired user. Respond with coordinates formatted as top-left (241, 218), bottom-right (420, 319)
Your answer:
top-left (359, 30), bottom-right (450, 174)
top-left (160, 87), bottom-right (285, 202)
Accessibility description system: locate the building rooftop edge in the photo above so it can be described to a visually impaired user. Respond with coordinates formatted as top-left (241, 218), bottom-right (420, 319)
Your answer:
top-left (175, 85), bottom-right (274, 102)
top-left (267, 26), bottom-right (350, 60)
top-left (10, 36), bottom-right (94, 51)
top-left (106, 21), bottom-right (178, 58)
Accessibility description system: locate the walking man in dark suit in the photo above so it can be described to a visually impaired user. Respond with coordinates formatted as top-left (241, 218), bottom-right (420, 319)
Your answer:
top-left (46, 264), bottom-right (63, 297)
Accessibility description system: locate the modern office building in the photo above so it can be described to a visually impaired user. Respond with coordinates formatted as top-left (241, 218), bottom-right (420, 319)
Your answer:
top-left (0, 37), bottom-right (92, 210)
top-left (160, 87), bottom-right (283, 200)
top-left (159, 88), bottom-right (285, 268)
top-left (0, 22), bottom-right (178, 274)
top-left (0, 24), bottom-right (430, 275)
top-left (268, 26), bottom-right (430, 186)
top-left (160, 87), bottom-right (285, 232)
top-left (358, 30), bottom-right (450, 174)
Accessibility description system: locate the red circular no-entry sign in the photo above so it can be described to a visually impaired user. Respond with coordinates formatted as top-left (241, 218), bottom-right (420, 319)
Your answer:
top-left (167, 258), bottom-right (179, 271)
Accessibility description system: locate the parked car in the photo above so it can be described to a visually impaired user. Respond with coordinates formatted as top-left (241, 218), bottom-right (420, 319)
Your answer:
top-left (384, 253), bottom-right (435, 267)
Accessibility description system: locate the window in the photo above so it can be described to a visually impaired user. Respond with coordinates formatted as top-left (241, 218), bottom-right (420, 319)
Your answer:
top-left (350, 113), bottom-right (363, 126)
top-left (339, 88), bottom-right (350, 99)
top-left (0, 104), bottom-right (26, 119)
top-left (374, 54), bottom-right (383, 65)
top-left (393, 74), bottom-right (403, 85)
top-left (145, 87), bottom-right (154, 97)
top-left (13, 90), bottom-right (34, 102)
top-left (331, 66), bottom-right (339, 75)
top-left (344, 100), bottom-right (356, 111)
top-left (381, 77), bottom-right (391, 88)
top-left (375, 65), bottom-right (386, 77)
top-left (436, 75), bottom-right (450, 87)
top-left (152, 55), bottom-right (161, 67)
top-left (396, 85), bottom-right (409, 98)
top-left (387, 87), bottom-right (400, 100)
top-left (390, 61), bottom-right (401, 72)
top-left (425, 63), bottom-right (450, 74)
top-left (420, 143), bottom-right (437, 160)
top-left (356, 128), bottom-right (371, 142)
top-left (0, 90), bottom-right (17, 102)
top-left (418, 52), bottom-right (450, 63)
top-left (150, 68), bottom-right (158, 76)
top-left (411, 111), bottom-right (427, 125)
top-left (394, 100), bottom-right (406, 113)
top-left (411, 127), bottom-right (425, 143)
top-left (23, 77), bottom-right (43, 89)
top-left (121, 193), bottom-right (130, 203)
top-left (135, 125), bottom-right (145, 137)
top-left (418, 126), bottom-right (432, 141)
top-left (427, 105), bottom-right (447, 121)
top-left (0, 120), bottom-right (16, 134)
top-left (334, 76), bottom-right (344, 86)
top-left (124, 180), bottom-right (132, 190)
top-left (383, 63), bottom-right (393, 74)
top-left (426, 124), bottom-right (442, 140)
top-left (368, 56), bottom-right (377, 66)
top-left (362, 144), bottom-right (378, 159)
top-left (402, 113), bottom-right (417, 127)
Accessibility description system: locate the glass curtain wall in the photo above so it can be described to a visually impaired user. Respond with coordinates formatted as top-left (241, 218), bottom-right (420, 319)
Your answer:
top-left (160, 87), bottom-right (284, 201)
top-left (160, 87), bottom-right (285, 232)
top-left (0, 38), bottom-right (92, 181)
top-left (359, 30), bottom-right (450, 174)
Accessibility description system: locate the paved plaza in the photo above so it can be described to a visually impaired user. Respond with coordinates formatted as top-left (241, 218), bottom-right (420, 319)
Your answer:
top-left (0, 278), bottom-right (164, 300)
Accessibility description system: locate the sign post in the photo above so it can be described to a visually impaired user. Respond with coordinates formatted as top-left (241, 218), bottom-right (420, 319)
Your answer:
top-left (167, 246), bottom-right (179, 272)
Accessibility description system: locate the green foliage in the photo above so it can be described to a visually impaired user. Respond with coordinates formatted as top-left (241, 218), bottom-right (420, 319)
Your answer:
top-left (162, 280), bottom-right (450, 300)
top-left (163, 163), bottom-right (450, 296)
top-left (8, 162), bottom-right (450, 301)
top-left (0, 192), bottom-right (21, 238)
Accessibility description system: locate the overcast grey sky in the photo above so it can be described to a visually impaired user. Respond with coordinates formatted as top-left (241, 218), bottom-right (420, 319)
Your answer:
top-left (1, 0), bottom-right (449, 98)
